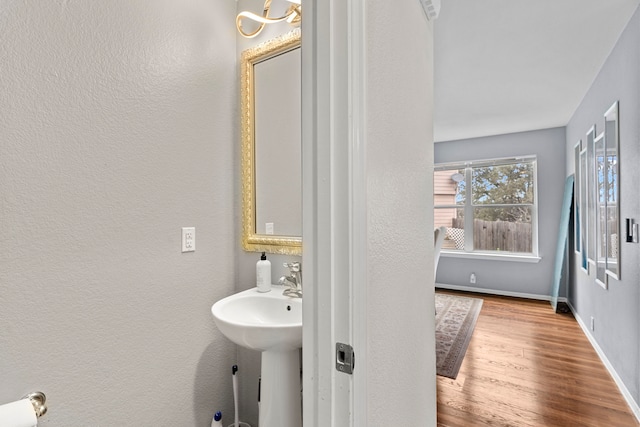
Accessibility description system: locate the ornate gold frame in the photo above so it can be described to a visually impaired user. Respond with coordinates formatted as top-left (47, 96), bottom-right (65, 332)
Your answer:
top-left (241, 30), bottom-right (302, 255)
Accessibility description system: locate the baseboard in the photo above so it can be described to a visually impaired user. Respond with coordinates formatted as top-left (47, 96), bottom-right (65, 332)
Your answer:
top-left (566, 301), bottom-right (640, 423)
top-left (435, 282), bottom-right (567, 304)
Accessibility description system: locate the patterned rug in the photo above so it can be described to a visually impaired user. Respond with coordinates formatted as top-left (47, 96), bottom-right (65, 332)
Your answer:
top-left (435, 293), bottom-right (483, 379)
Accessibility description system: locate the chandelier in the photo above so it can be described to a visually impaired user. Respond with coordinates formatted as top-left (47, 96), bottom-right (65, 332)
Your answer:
top-left (236, 0), bottom-right (301, 39)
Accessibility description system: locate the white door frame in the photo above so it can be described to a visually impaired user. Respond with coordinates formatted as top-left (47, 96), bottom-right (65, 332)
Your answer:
top-left (301, 0), bottom-right (368, 425)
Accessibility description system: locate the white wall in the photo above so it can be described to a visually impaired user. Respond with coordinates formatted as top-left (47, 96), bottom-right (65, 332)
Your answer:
top-left (0, 1), bottom-right (238, 425)
top-left (365, 2), bottom-right (437, 424)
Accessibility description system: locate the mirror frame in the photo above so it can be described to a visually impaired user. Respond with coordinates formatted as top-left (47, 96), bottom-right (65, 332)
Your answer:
top-left (241, 30), bottom-right (302, 256)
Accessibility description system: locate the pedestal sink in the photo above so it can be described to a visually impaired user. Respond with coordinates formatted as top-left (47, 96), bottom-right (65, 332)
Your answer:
top-left (211, 285), bottom-right (302, 427)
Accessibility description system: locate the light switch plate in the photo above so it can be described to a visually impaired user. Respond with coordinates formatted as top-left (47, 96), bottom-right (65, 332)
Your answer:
top-left (182, 227), bottom-right (195, 252)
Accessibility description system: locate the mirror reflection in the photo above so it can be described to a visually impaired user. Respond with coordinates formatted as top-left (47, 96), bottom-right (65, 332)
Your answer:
top-left (241, 31), bottom-right (302, 255)
top-left (254, 47), bottom-right (302, 237)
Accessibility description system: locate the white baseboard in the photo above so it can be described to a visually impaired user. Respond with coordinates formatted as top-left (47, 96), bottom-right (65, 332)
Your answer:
top-left (567, 301), bottom-right (640, 423)
top-left (435, 282), bottom-right (568, 304)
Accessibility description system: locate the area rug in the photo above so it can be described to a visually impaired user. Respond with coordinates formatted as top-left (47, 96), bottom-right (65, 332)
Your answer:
top-left (435, 293), bottom-right (483, 379)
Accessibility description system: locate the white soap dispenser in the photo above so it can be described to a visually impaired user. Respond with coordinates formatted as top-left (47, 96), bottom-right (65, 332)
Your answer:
top-left (256, 252), bottom-right (271, 292)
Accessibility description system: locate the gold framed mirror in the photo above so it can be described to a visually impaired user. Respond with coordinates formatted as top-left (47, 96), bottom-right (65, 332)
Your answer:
top-left (241, 30), bottom-right (302, 255)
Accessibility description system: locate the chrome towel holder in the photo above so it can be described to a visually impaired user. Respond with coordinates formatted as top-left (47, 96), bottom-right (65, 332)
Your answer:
top-left (23, 392), bottom-right (47, 418)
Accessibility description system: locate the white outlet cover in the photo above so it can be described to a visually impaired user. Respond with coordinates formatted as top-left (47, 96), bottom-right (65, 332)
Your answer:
top-left (182, 227), bottom-right (195, 252)
top-left (419, 0), bottom-right (440, 20)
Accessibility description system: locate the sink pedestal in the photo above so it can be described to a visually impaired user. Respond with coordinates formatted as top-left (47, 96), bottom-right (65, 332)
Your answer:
top-left (210, 286), bottom-right (302, 427)
top-left (260, 349), bottom-right (301, 427)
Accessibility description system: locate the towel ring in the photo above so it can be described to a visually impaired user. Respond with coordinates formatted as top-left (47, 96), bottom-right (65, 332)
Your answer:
top-left (23, 392), bottom-right (47, 418)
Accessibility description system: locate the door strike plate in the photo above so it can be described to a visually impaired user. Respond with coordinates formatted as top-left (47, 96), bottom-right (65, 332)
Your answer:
top-left (336, 342), bottom-right (354, 374)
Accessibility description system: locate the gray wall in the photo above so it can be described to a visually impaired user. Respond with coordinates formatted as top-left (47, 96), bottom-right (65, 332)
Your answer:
top-left (565, 4), bottom-right (640, 407)
top-left (0, 1), bottom-right (238, 425)
top-left (435, 127), bottom-right (567, 298)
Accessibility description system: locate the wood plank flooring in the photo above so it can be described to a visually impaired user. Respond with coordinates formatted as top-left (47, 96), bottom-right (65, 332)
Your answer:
top-left (436, 290), bottom-right (639, 427)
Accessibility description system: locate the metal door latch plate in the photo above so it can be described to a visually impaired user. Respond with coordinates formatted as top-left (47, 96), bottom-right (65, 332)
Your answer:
top-left (336, 342), bottom-right (354, 374)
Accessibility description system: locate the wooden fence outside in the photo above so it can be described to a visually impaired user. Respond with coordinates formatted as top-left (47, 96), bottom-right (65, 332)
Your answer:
top-left (452, 218), bottom-right (532, 253)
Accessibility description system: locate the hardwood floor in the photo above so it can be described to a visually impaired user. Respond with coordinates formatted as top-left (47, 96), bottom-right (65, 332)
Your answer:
top-left (436, 290), bottom-right (639, 427)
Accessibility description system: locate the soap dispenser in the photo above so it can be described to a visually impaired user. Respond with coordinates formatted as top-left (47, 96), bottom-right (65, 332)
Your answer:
top-left (256, 252), bottom-right (271, 292)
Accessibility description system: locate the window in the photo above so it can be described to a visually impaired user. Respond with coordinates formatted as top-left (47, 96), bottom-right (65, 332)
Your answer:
top-left (434, 156), bottom-right (538, 256)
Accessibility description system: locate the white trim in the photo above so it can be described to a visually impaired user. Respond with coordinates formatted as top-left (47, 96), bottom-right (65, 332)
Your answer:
top-left (595, 277), bottom-right (608, 290)
top-left (302, 1), bottom-right (356, 425)
top-left (435, 156), bottom-right (540, 257)
top-left (329, 0), bottom-right (352, 422)
top-left (435, 155), bottom-right (537, 170)
top-left (301, 0), bottom-right (336, 425)
top-left (567, 301), bottom-right (640, 423)
top-left (435, 283), bottom-right (565, 302)
top-left (349, 0), bottom-right (368, 424)
top-left (441, 250), bottom-right (541, 263)
top-left (532, 158), bottom-right (539, 258)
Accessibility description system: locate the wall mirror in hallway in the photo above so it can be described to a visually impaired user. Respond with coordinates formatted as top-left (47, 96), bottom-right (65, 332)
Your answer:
top-left (240, 30), bottom-right (302, 255)
top-left (586, 126), bottom-right (597, 267)
top-left (575, 101), bottom-right (622, 289)
top-left (578, 140), bottom-right (588, 273)
top-left (594, 132), bottom-right (608, 288)
top-left (603, 101), bottom-right (620, 281)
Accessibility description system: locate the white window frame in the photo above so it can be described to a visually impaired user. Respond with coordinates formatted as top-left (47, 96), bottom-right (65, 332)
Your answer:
top-left (434, 156), bottom-right (540, 261)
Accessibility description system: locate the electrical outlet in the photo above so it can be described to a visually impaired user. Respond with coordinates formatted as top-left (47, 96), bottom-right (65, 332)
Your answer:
top-left (470, 273), bottom-right (477, 284)
top-left (182, 227), bottom-right (195, 252)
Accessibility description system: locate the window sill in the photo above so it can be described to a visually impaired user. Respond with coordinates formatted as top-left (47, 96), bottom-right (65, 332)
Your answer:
top-left (441, 250), bottom-right (542, 263)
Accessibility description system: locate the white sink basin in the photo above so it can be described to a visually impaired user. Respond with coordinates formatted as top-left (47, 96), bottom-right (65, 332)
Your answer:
top-left (211, 285), bottom-right (302, 352)
top-left (211, 285), bottom-right (303, 426)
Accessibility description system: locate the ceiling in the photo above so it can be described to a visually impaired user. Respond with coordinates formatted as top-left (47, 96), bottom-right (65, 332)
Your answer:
top-left (433, 0), bottom-right (640, 142)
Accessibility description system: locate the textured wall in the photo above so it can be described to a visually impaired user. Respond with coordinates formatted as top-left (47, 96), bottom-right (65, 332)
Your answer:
top-left (0, 1), bottom-right (238, 425)
top-left (366, 1), bottom-right (437, 424)
top-left (435, 127), bottom-right (567, 298)
top-left (565, 4), bottom-right (640, 407)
